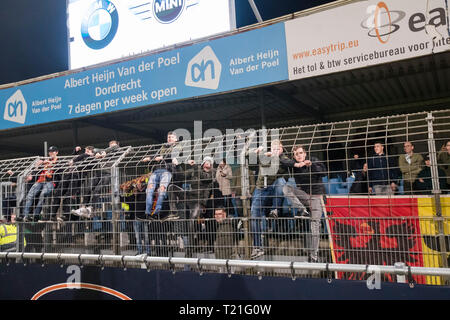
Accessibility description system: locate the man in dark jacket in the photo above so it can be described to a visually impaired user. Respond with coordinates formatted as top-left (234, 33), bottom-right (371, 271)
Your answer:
top-left (282, 144), bottom-right (326, 263)
top-left (349, 162), bottom-right (369, 194)
top-left (367, 142), bottom-right (398, 195)
top-left (213, 206), bottom-right (237, 260)
top-left (84, 140), bottom-right (121, 214)
top-left (182, 156), bottom-right (221, 257)
top-left (414, 154), bottom-right (447, 194)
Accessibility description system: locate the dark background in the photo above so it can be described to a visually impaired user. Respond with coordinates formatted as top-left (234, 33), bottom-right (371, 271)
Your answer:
top-left (0, 0), bottom-right (332, 85)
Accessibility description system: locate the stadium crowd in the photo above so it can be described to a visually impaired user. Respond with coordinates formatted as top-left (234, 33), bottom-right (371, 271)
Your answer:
top-left (1, 132), bottom-right (450, 260)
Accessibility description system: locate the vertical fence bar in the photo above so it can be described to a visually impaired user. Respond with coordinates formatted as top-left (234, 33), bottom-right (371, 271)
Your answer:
top-left (111, 147), bottom-right (132, 256)
top-left (427, 112), bottom-right (449, 276)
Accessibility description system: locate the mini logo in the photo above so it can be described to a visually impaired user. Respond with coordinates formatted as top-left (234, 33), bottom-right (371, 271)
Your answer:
top-left (4, 90), bottom-right (27, 124)
top-left (185, 46), bottom-right (222, 90)
top-left (81, 0), bottom-right (119, 50)
top-left (153, 0), bottom-right (185, 24)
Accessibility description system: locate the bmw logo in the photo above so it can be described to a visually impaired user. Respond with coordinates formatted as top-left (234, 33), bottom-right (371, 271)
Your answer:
top-left (81, 0), bottom-right (119, 50)
top-left (153, 0), bottom-right (185, 24)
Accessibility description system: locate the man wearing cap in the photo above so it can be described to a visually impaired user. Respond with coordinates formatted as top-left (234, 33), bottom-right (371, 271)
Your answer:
top-left (398, 141), bottom-right (424, 194)
top-left (19, 146), bottom-right (61, 222)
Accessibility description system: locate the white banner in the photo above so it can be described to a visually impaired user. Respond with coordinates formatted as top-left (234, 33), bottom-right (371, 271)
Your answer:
top-left (286, 0), bottom-right (450, 80)
top-left (68, 0), bottom-right (235, 69)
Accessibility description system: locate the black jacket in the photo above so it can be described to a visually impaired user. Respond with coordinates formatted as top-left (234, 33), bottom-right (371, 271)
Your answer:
top-left (283, 156), bottom-right (326, 195)
top-left (350, 170), bottom-right (369, 194)
top-left (148, 143), bottom-right (178, 173)
top-left (367, 153), bottom-right (398, 187)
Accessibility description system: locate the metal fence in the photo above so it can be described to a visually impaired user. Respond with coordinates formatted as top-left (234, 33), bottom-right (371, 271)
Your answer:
top-left (1, 110), bottom-right (450, 285)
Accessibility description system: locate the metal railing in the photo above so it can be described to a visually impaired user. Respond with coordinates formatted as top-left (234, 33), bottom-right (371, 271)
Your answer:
top-left (0, 110), bottom-right (450, 286)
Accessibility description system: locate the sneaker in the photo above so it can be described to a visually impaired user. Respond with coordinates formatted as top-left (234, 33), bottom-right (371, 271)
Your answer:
top-left (79, 207), bottom-right (93, 218)
top-left (23, 216), bottom-right (34, 223)
top-left (71, 208), bottom-right (82, 216)
top-left (250, 248), bottom-right (265, 259)
top-left (57, 215), bottom-right (69, 222)
top-left (308, 256), bottom-right (318, 263)
top-left (136, 214), bottom-right (147, 221)
top-left (295, 209), bottom-right (310, 219)
top-left (38, 216), bottom-right (49, 223)
top-left (72, 207), bottom-right (92, 218)
top-left (269, 209), bottom-right (278, 218)
top-left (147, 214), bottom-right (158, 221)
top-left (162, 213), bottom-right (180, 221)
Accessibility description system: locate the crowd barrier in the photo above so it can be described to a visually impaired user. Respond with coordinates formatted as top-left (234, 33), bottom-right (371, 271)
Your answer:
top-left (1, 110), bottom-right (450, 285)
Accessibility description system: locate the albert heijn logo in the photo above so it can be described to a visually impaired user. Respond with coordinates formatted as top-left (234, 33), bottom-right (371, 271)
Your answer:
top-left (153, 0), bottom-right (185, 24)
top-left (4, 89), bottom-right (27, 124)
top-left (185, 46), bottom-right (222, 90)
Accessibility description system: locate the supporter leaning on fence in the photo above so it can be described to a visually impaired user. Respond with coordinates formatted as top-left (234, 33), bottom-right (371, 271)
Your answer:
top-left (184, 156), bottom-right (221, 257)
top-left (43, 146), bottom-right (93, 221)
top-left (70, 146), bottom-right (98, 218)
top-left (282, 144), bottom-right (326, 263)
top-left (75, 140), bottom-right (121, 217)
top-left (249, 139), bottom-right (288, 260)
top-left (17, 146), bottom-right (61, 222)
top-left (142, 132), bottom-right (178, 219)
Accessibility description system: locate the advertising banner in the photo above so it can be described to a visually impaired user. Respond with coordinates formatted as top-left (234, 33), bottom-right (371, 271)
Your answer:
top-left (0, 22), bottom-right (288, 130)
top-left (68, 0), bottom-right (236, 69)
top-left (326, 196), bottom-right (427, 284)
top-left (286, 0), bottom-right (450, 80)
top-left (417, 197), bottom-right (450, 285)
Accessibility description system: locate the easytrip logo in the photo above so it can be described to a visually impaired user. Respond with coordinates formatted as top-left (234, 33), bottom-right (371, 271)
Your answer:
top-left (361, 1), bottom-right (448, 44)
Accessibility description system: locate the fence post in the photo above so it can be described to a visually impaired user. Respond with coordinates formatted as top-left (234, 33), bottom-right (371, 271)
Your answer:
top-left (426, 113), bottom-right (449, 277)
top-left (15, 157), bottom-right (40, 253)
top-left (111, 147), bottom-right (132, 256)
top-left (241, 131), bottom-right (257, 259)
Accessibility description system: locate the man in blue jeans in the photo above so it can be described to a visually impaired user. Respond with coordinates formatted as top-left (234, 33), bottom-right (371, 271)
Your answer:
top-left (142, 132), bottom-right (178, 219)
top-left (250, 139), bottom-right (289, 259)
top-left (19, 146), bottom-right (60, 222)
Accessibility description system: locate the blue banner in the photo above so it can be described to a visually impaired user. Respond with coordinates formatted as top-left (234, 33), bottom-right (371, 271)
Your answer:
top-left (0, 23), bottom-right (288, 130)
